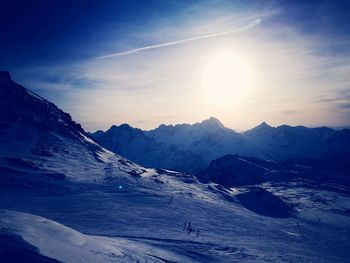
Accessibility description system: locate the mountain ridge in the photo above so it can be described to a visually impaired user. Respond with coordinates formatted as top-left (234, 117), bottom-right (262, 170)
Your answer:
top-left (92, 118), bottom-right (350, 173)
top-left (89, 123), bottom-right (206, 173)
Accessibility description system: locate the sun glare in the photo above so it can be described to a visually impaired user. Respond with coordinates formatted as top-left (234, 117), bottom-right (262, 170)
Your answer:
top-left (200, 50), bottom-right (253, 107)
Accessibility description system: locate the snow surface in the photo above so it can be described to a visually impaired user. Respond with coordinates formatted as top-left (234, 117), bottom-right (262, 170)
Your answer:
top-left (0, 210), bottom-right (191, 263)
top-left (2, 151), bottom-right (350, 262)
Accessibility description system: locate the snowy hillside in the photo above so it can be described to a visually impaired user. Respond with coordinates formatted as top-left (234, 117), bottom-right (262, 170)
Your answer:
top-left (1, 72), bottom-right (350, 262)
top-left (0, 71), bottom-right (169, 184)
top-left (0, 210), bottom-right (192, 262)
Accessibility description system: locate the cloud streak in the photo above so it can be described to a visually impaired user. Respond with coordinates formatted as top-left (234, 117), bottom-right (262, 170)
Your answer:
top-left (96, 19), bottom-right (261, 59)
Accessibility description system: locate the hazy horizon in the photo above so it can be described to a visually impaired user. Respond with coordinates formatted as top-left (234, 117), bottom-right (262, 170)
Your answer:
top-left (87, 115), bottom-right (350, 133)
top-left (2, 0), bottom-right (350, 131)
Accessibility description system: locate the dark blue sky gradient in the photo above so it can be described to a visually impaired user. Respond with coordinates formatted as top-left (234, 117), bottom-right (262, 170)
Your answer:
top-left (1, 0), bottom-right (349, 68)
top-left (275, 0), bottom-right (350, 54)
top-left (0, 0), bottom-right (201, 67)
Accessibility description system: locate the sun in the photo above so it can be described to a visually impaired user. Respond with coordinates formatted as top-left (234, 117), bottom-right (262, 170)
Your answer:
top-left (200, 50), bottom-right (253, 107)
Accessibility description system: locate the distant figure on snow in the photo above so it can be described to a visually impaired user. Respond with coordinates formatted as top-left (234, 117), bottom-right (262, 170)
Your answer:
top-left (187, 228), bottom-right (194, 235)
top-left (182, 221), bottom-right (197, 235)
top-left (187, 222), bottom-right (194, 235)
top-left (183, 222), bottom-right (187, 231)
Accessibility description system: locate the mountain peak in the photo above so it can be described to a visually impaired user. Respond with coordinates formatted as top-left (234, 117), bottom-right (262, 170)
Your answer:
top-left (245, 121), bottom-right (272, 134)
top-left (257, 121), bottom-right (271, 129)
top-left (119, 123), bottom-right (132, 129)
top-left (200, 117), bottom-right (224, 128)
top-left (108, 123), bottom-right (132, 131)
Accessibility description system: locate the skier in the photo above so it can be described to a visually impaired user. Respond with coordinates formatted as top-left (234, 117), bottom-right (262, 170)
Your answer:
top-left (182, 222), bottom-right (187, 231)
top-left (187, 221), bottom-right (191, 231)
top-left (187, 222), bottom-right (194, 235)
top-left (187, 228), bottom-right (194, 235)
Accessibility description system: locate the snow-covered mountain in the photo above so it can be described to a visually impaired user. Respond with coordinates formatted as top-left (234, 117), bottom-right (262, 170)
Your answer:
top-left (94, 117), bottom-right (350, 173)
top-left (146, 117), bottom-right (262, 162)
top-left (91, 117), bottom-right (262, 173)
top-left (0, 71), bottom-right (148, 184)
top-left (243, 122), bottom-right (350, 159)
top-left (1, 72), bottom-right (350, 262)
top-left (149, 118), bottom-right (350, 161)
top-left (90, 124), bottom-right (206, 173)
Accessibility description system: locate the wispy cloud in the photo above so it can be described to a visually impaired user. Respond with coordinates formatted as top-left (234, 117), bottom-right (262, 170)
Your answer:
top-left (96, 19), bottom-right (261, 59)
top-left (315, 89), bottom-right (350, 110)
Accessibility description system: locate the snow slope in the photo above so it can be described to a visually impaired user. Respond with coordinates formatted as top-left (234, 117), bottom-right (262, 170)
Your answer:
top-left (0, 210), bottom-right (192, 263)
top-left (2, 169), bottom-right (350, 262)
top-left (0, 71), bottom-right (152, 184)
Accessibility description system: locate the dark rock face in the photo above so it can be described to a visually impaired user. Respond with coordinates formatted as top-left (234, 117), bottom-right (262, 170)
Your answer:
top-left (0, 71), bottom-right (106, 189)
top-left (0, 71), bottom-right (85, 139)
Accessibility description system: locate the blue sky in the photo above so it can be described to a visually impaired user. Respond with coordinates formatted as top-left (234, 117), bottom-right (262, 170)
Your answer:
top-left (1, 0), bottom-right (350, 131)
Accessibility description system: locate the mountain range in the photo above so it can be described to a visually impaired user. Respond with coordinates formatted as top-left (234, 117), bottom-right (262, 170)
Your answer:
top-left (90, 124), bottom-right (206, 173)
top-left (91, 117), bottom-right (350, 173)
